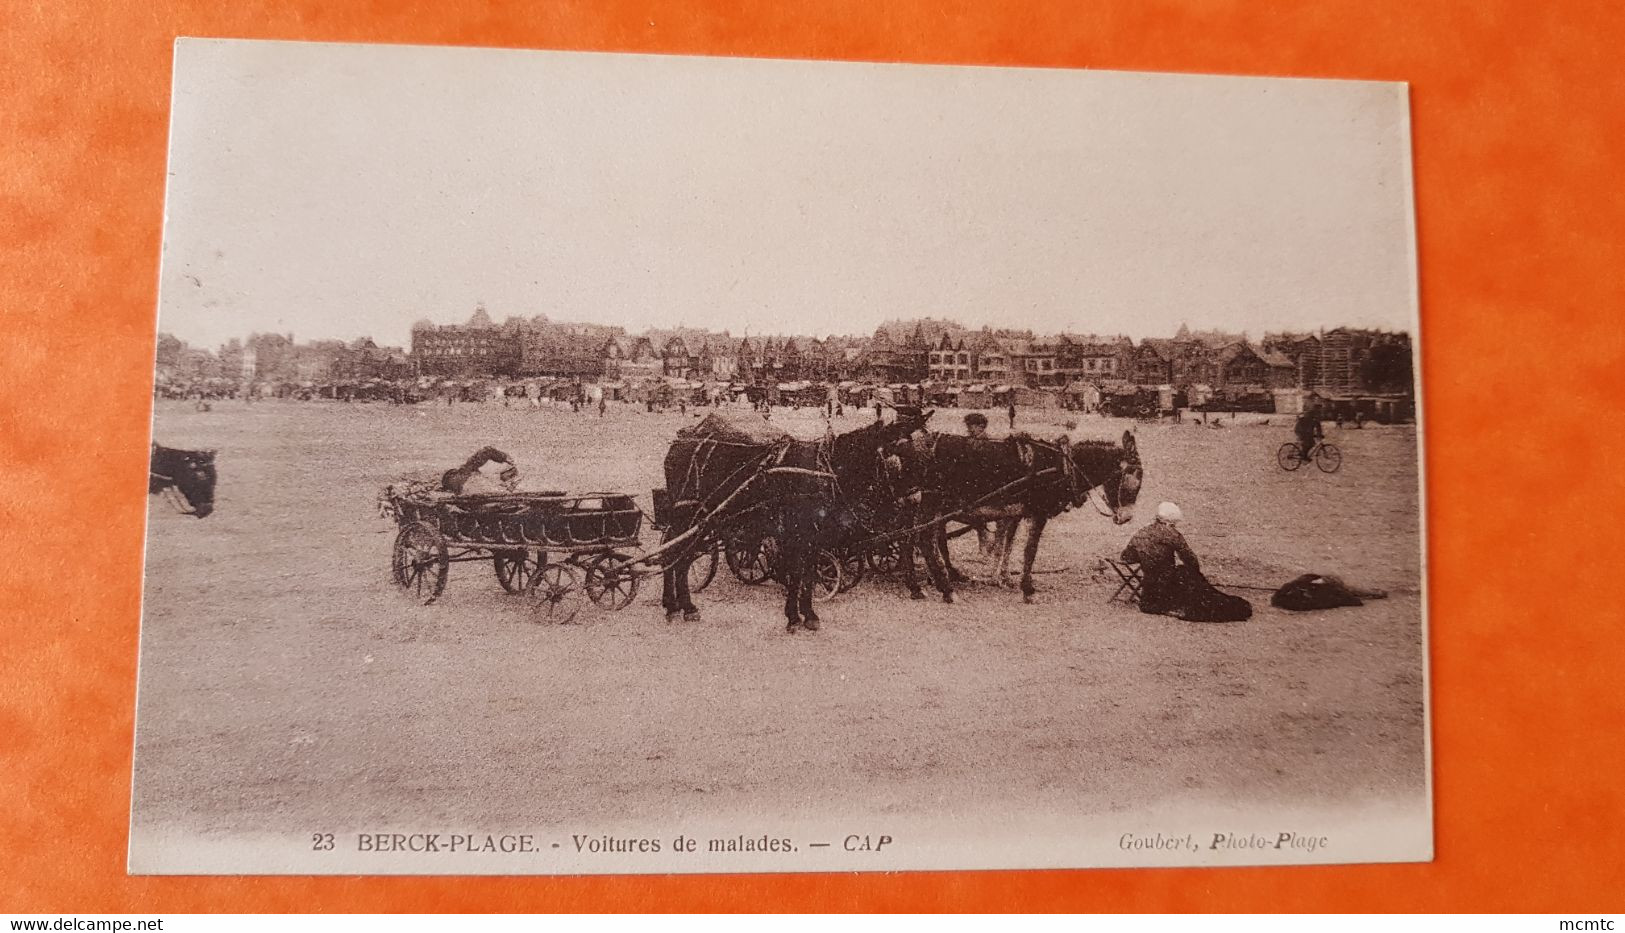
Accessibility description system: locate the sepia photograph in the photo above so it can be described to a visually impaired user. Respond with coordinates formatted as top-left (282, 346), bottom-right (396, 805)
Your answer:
top-left (131, 39), bottom-right (1429, 874)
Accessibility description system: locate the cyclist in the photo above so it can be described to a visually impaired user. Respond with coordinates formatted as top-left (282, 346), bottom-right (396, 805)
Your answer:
top-left (1293, 406), bottom-right (1325, 463)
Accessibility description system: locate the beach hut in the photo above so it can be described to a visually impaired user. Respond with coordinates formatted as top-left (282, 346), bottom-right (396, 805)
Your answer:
top-left (1370, 394), bottom-right (1415, 423)
top-left (922, 381), bottom-right (959, 408)
top-left (1156, 385), bottom-right (1176, 414)
top-left (837, 381), bottom-right (875, 408)
top-left (1012, 386), bottom-right (1056, 408)
top-left (784, 382), bottom-right (822, 407)
top-left (1271, 388), bottom-right (1305, 415)
top-left (1063, 381), bottom-right (1100, 411)
top-left (959, 383), bottom-right (993, 409)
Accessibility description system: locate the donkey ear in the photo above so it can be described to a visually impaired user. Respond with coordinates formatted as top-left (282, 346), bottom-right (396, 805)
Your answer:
top-left (1121, 431), bottom-right (1136, 453)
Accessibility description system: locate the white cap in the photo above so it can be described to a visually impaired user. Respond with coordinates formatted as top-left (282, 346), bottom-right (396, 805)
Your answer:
top-left (1156, 502), bottom-right (1183, 523)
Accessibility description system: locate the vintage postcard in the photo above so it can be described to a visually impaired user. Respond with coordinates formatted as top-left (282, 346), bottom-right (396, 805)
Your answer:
top-left (132, 39), bottom-right (1429, 874)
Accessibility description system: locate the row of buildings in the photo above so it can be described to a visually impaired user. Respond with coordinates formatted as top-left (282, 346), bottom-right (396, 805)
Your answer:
top-left (155, 332), bottom-right (414, 387)
top-left (156, 309), bottom-right (1414, 401)
top-left (409, 310), bottom-right (1415, 398)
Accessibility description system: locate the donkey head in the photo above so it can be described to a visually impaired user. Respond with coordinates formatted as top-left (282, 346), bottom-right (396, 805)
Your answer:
top-left (173, 449), bottom-right (218, 518)
top-left (1071, 430), bottom-right (1142, 525)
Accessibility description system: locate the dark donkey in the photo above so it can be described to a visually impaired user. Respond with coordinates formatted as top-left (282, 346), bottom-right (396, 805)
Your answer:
top-left (659, 411), bottom-right (930, 632)
top-left (149, 443), bottom-right (218, 518)
top-left (896, 430), bottom-right (1142, 603)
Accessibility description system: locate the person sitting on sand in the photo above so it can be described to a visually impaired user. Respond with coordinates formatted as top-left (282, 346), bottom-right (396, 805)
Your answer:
top-left (1121, 502), bottom-right (1252, 623)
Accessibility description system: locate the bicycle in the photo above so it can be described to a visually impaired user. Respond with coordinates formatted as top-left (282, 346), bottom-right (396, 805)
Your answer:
top-left (1277, 439), bottom-right (1342, 473)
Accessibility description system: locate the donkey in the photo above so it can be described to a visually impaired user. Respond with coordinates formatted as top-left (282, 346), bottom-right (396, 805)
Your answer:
top-left (659, 410), bottom-right (931, 631)
top-left (895, 430), bottom-right (1142, 603)
top-left (149, 443), bottom-right (218, 518)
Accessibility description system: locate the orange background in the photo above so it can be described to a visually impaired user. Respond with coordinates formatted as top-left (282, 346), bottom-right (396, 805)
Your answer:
top-left (4, 0), bottom-right (1623, 913)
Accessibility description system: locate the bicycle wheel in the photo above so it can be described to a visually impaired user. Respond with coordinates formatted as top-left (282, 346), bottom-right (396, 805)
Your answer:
top-left (1315, 443), bottom-right (1343, 473)
top-left (1277, 442), bottom-right (1305, 471)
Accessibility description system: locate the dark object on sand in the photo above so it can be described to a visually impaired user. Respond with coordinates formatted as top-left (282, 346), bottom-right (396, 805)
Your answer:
top-left (1271, 574), bottom-right (1389, 611)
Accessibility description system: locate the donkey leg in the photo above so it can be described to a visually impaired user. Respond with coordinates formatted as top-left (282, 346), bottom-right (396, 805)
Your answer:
top-left (975, 523), bottom-right (993, 557)
top-left (783, 578), bottom-right (801, 631)
top-left (799, 559), bottom-right (819, 630)
top-left (675, 554), bottom-right (700, 621)
top-left (920, 529), bottom-right (955, 603)
top-left (986, 519), bottom-right (1011, 586)
top-left (941, 524), bottom-right (970, 583)
top-left (995, 518), bottom-right (1021, 587)
top-left (661, 563), bottom-right (680, 620)
top-left (781, 540), bottom-right (803, 631)
top-left (1019, 515), bottom-right (1048, 603)
top-left (899, 512), bottom-right (926, 599)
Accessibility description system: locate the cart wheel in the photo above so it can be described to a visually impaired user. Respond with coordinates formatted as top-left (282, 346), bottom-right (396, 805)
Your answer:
top-left (493, 550), bottom-right (541, 594)
top-left (1315, 443), bottom-right (1343, 473)
top-left (687, 543), bottom-right (720, 594)
top-left (866, 541), bottom-right (903, 574)
top-left (585, 552), bottom-right (640, 610)
top-left (1277, 442), bottom-right (1305, 472)
top-left (392, 521), bottom-right (448, 604)
top-left (726, 535), bottom-right (776, 585)
top-left (814, 549), bottom-right (843, 602)
top-left (529, 564), bottom-right (585, 624)
top-left (838, 549), bottom-right (866, 593)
